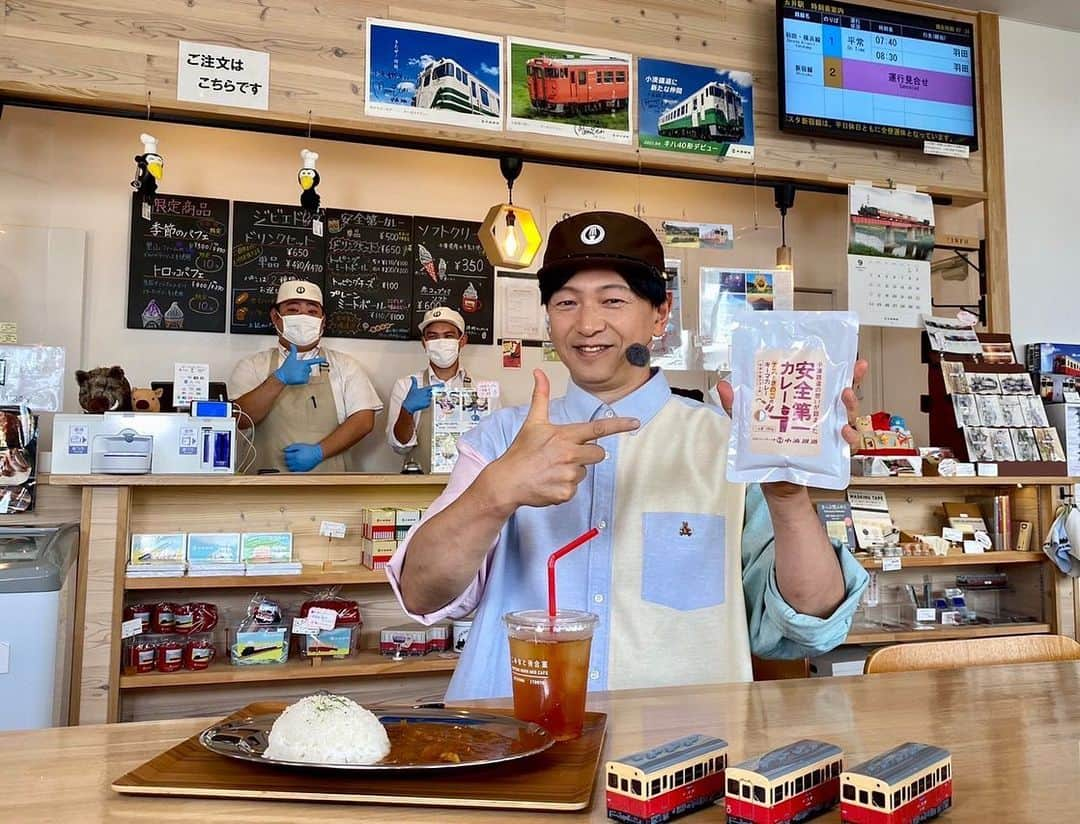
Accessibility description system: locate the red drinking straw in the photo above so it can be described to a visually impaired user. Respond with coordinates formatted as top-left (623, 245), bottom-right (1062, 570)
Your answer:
top-left (547, 526), bottom-right (602, 618)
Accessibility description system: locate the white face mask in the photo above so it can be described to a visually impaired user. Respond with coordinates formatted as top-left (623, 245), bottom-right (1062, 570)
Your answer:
top-left (426, 338), bottom-right (460, 369)
top-left (280, 314), bottom-right (322, 347)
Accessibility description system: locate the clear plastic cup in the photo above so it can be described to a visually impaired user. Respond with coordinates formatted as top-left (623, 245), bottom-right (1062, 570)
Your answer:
top-left (503, 609), bottom-right (598, 741)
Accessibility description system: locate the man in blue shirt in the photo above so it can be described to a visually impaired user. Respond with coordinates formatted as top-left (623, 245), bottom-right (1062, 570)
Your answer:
top-left (388, 211), bottom-right (869, 700)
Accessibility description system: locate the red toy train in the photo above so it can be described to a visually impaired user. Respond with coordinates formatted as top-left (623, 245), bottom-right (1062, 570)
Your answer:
top-left (841, 742), bottom-right (952, 824)
top-left (725, 739), bottom-right (842, 824)
top-left (605, 734), bottom-right (728, 824)
top-left (525, 56), bottom-right (629, 114)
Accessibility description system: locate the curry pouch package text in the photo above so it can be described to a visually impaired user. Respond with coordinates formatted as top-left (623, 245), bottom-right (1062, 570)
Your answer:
top-left (726, 311), bottom-right (859, 490)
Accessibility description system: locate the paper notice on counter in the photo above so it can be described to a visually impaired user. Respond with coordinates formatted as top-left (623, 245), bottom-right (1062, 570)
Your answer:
top-left (0, 323), bottom-right (16, 343)
top-left (174, 362), bottom-right (210, 407)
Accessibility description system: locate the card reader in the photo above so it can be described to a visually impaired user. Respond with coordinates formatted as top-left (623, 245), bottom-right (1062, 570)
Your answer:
top-left (191, 400), bottom-right (233, 418)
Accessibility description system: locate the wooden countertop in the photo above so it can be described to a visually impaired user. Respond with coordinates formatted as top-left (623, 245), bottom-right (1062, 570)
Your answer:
top-left (5, 662), bottom-right (1080, 821)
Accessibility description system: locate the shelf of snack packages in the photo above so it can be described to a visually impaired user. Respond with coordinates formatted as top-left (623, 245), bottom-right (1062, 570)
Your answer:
top-left (119, 650), bottom-right (459, 690)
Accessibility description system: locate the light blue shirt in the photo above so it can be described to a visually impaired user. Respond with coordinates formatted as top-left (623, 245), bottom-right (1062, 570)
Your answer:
top-left (390, 370), bottom-right (869, 700)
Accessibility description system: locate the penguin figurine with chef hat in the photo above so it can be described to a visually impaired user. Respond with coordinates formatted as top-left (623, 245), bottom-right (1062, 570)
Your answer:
top-left (132, 133), bottom-right (163, 199)
top-left (298, 148), bottom-right (321, 213)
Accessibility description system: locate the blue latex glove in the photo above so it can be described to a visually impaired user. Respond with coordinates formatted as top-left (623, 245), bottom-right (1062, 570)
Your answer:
top-left (402, 376), bottom-right (437, 414)
top-left (283, 442), bottom-right (323, 472)
top-left (274, 344), bottom-right (328, 386)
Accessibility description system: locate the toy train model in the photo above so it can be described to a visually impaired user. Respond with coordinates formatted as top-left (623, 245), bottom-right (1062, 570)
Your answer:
top-left (605, 734), bottom-right (728, 824)
top-left (606, 734), bottom-right (952, 824)
top-left (413, 57), bottom-right (500, 117)
top-left (657, 81), bottom-right (745, 142)
top-left (525, 56), bottom-right (629, 114)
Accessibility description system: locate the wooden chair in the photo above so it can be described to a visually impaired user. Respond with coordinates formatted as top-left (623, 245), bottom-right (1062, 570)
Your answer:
top-left (864, 634), bottom-right (1080, 675)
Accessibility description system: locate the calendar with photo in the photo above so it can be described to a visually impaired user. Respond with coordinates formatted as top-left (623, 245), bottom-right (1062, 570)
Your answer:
top-left (847, 253), bottom-right (930, 328)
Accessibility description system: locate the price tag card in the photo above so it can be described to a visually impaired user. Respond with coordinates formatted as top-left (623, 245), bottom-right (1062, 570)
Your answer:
top-left (941, 611), bottom-right (961, 625)
top-left (319, 521), bottom-right (347, 539)
top-left (307, 606), bottom-right (338, 630)
top-left (916, 607), bottom-right (937, 623)
top-left (882, 557), bottom-right (903, 572)
top-left (292, 617), bottom-right (319, 636)
top-left (963, 540), bottom-right (984, 554)
top-left (942, 527), bottom-right (964, 543)
top-left (121, 617), bottom-right (144, 639)
top-left (476, 380), bottom-right (500, 399)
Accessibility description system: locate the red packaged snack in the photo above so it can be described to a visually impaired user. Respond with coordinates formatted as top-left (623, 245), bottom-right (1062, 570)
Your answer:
top-left (152, 602), bottom-right (178, 634)
top-left (183, 638), bottom-right (216, 670)
top-left (123, 603), bottom-right (153, 634)
top-left (174, 602), bottom-right (217, 635)
top-left (156, 639), bottom-right (183, 672)
top-left (299, 594), bottom-right (362, 626)
top-left (126, 639), bottom-right (157, 674)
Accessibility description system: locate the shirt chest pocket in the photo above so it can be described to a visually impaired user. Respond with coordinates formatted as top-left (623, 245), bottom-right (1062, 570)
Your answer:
top-left (641, 513), bottom-right (727, 611)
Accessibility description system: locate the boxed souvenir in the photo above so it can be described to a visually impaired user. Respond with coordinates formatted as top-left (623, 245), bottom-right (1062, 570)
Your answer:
top-left (230, 594), bottom-right (289, 665)
top-left (296, 590), bottom-right (362, 659)
top-left (130, 533), bottom-right (186, 565)
top-left (379, 623), bottom-right (429, 657)
top-left (187, 533), bottom-right (242, 564)
top-left (240, 532), bottom-right (293, 564)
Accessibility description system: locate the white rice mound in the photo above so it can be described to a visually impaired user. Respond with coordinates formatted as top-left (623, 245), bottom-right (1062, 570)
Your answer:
top-left (263, 694), bottom-right (391, 765)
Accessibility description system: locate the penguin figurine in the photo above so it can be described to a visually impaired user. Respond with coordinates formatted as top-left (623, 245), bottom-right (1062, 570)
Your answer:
top-left (132, 133), bottom-right (163, 198)
top-left (298, 148), bottom-right (320, 212)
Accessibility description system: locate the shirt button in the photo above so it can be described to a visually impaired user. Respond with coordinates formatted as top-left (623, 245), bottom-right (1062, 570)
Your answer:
top-left (589, 669), bottom-right (600, 681)
top-left (604, 410), bottom-right (615, 418)
top-left (593, 593), bottom-right (604, 604)
top-left (598, 520), bottom-right (607, 530)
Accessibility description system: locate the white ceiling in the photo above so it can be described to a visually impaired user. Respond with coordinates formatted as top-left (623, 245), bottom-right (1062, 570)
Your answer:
top-left (935, 1), bottom-right (1080, 32)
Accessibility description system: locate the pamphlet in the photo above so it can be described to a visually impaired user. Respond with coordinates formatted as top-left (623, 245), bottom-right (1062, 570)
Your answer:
top-left (430, 386), bottom-right (494, 474)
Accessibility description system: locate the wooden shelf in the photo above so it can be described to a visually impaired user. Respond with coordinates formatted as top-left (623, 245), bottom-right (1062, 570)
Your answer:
top-left (49, 473), bottom-right (448, 487)
top-left (125, 565), bottom-right (388, 590)
top-left (846, 476), bottom-right (1076, 487)
top-left (844, 623), bottom-right (1051, 646)
top-left (119, 651), bottom-right (458, 689)
top-left (858, 551), bottom-right (1045, 569)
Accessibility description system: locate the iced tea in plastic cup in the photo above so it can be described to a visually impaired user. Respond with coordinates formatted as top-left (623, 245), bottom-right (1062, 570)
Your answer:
top-left (503, 609), bottom-right (598, 741)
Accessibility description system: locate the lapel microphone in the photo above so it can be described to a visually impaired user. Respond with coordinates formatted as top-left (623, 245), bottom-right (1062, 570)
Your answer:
top-left (625, 343), bottom-right (651, 367)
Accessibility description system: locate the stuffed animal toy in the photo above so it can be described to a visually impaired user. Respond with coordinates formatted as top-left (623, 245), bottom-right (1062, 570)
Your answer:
top-left (131, 387), bottom-right (164, 412)
top-left (298, 148), bottom-right (320, 213)
top-left (75, 366), bottom-right (133, 414)
top-left (132, 133), bottom-right (163, 199)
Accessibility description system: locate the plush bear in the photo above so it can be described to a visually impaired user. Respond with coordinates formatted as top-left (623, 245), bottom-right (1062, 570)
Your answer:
top-left (131, 387), bottom-right (164, 412)
top-left (75, 366), bottom-right (133, 414)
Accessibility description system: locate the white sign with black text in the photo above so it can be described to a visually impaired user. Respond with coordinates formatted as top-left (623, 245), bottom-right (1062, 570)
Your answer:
top-left (177, 41), bottom-right (270, 111)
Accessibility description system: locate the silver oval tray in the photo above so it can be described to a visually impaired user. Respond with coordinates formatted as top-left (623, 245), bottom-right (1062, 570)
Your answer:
top-left (198, 707), bottom-right (555, 771)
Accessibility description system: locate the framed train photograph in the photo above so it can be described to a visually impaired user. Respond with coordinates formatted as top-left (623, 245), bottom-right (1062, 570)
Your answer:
top-left (365, 19), bottom-right (503, 131)
top-left (508, 36), bottom-right (633, 144)
top-left (638, 58), bottom-right (755, 159)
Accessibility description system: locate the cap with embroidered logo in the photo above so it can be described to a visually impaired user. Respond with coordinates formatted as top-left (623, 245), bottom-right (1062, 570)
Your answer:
top-left (418, 306), bottom-right (465, 335)
top-left (537, 211), bottom-right (666, 289)
top-left (275, 280), bottom-right (323, 306)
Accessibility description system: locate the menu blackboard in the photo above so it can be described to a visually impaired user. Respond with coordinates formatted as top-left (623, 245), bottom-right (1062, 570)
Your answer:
top-left (230, 202), bottom-right (326, 335)
top-left (411, 217), bottom-right (494, 344)
top-left (323, 209), bottom-right (414, 340)
top-left (127, 193), bottom-right (229, 332)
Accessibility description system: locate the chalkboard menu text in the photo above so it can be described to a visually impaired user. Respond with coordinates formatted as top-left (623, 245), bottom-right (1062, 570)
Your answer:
top-left (231, 201), bottom-right (326, 334)
top-left (127, 193), bottom-right (229, 333)
top-left (411, 217), bottom-right (494, 344)
top-left (323, 209), bottom-right (414, 340)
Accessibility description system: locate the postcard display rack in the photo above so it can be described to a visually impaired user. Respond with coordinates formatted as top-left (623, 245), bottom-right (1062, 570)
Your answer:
top-left (921, 332), bottom-right (1067, 476)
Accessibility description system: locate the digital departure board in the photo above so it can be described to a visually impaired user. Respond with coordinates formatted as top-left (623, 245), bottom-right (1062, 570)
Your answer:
top-left (777, 1), bottom-right (978, 149)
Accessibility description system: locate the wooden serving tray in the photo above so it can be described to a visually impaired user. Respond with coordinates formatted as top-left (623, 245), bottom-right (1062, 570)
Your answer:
top-left (112, 702), bottom-right (607, 811)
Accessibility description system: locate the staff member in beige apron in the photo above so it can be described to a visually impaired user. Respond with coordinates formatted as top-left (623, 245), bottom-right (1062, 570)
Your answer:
top-left (230, 280), bottom-right (383, 473)
top-left (386, 307), bottom-right (501, 473)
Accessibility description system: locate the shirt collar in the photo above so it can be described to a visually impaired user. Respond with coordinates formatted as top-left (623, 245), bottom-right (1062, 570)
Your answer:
top-left (563, 368), bottom-right (671, 426)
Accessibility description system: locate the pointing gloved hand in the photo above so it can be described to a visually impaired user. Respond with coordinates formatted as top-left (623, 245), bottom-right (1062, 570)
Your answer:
top-left (283, 442), bottom-right (323, 472)
top-left (402, 376), bottom-right (441, 414)
top-left (274, 344), bottom-right (328, 386)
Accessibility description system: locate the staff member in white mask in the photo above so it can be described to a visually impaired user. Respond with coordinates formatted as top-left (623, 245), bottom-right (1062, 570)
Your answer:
top-left (230, 280), bottom-right (383, 473)
top-left (386, 307), bottom-right (501, 473)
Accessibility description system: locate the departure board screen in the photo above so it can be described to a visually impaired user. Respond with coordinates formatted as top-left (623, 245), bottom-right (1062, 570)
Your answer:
top-left (777, 1), bottom-right (978, 149)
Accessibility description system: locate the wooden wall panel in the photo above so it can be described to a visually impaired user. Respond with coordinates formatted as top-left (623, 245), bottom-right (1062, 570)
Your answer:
top-left (0, 0), bottom-right (988, 200)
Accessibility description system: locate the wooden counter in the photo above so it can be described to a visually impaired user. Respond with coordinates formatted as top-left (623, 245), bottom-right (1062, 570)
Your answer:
top-left (5, 662), bottom-right (1080, 821)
